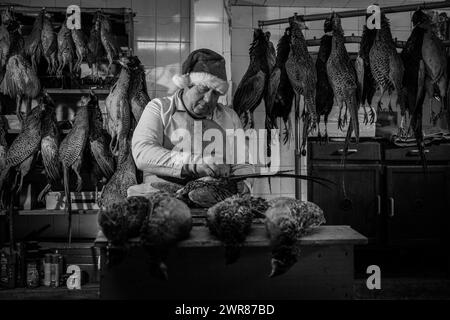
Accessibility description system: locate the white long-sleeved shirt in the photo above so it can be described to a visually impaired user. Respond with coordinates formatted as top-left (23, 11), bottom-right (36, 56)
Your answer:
top-left (129, 89), bottom-right (255, 195)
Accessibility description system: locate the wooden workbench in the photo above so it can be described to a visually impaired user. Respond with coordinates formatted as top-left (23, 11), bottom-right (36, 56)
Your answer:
top-left (95, 225), bottom-right (367, 300)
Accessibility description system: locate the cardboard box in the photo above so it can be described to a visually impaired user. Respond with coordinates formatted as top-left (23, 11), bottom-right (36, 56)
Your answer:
top-left (45, 192), bottom-right (100, 210)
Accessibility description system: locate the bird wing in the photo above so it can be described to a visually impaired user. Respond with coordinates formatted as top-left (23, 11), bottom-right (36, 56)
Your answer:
top-left (90, 137), bottom-right (115, 181)
top-left (355, 55), bottom-right (364, 103)
top-left (233, 69), bottom-right (265, 116)
top-left (265, 67), bottom-right (281, 129)
top-left (41, 135), bottom-right (61, 184)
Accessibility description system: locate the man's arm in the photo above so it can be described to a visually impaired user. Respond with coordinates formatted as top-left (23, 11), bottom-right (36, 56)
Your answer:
top-left (132, 99), bottom-right (192, 178)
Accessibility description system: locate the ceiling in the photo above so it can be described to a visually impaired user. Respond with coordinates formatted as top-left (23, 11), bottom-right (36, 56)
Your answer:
top-left (231, 0), bottom-right (446, 8)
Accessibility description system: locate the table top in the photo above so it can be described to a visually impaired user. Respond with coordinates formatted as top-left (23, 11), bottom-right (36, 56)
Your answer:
top-left (94, 225), bottom-right (368, 248)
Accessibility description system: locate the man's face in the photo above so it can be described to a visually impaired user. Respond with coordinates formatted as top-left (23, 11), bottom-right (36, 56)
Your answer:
top-left (183, 85), bottom-right (220, 118)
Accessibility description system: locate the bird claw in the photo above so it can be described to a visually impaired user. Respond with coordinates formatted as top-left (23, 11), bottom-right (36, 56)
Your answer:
top-left (369, 107), bottom-right (376, 124)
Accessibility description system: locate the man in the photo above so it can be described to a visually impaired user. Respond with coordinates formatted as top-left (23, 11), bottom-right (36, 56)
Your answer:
top-left (128, 49), bottom-right (254, 196)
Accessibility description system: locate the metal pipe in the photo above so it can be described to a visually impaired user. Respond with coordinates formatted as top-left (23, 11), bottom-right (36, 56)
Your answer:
top-left (258, 0), bottom-right (450, 27)
top-left (0, 3), bottom-right (131, 15)
top-left (304, 35), bottom-right (450, 48)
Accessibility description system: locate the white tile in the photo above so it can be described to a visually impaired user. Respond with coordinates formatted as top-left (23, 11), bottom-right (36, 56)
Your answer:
top-left (156, 16), bottom-right (181, 41)
top-left (252, 6), bottom-right (280, 28)
top-left (132, 0), bottom-right (156, 16)
top-left (106, 0), bottom-right (131, 8)
top-left (341, 17), bottom-right (358, 31)
top-left (155, 42), bottom-right (181, 67)
top-left (156, 0), bottom-right (180, 17)
top-left (231, 27), bottom-right (252, 56)
top-left (135, 41), bottom-right (156, 66)
top-left (194, 23), bottom-right (223, 53)
top-left (134, 16), bottom-right (156, 41)
top-left (180, 42), bottom-right (190, 62)
top-left (231, 6), bottom-right (253, 28)
top-left (80, 0), bottom-right (106, 8)
top-left (31, 0), bottom-right (56, 7)
top-left (280, 6), bottom-right (305, 19)
top-left (265, 0), bottom-right (294, 6)
top-left (194, 0), bottom-right (222, 23)
top-left (153, 63), bottom-right (181, 92)
top-left (230, 55), bottom-right (249, 88)
top-left (180, 17), bottom-right (190, 42)
top-left (386, 11), bottom-right (411, 30)
top-left (391, 30), bottom-right (410, 41)
top-left (181, 0), bottom-right (190, 18)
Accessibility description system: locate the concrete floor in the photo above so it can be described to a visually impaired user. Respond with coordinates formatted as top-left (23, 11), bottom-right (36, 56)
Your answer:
top-left (354, 278), bottom-right (450, 300)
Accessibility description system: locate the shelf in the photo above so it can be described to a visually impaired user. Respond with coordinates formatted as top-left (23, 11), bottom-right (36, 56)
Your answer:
top-left (0, 284), bottom-right (99, 300)
top-left (0, 209), bottom-right (99, 216)
top-left (45, 89), bottom-right (110, 95)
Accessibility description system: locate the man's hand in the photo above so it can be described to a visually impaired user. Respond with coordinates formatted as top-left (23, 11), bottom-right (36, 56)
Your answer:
top-left (237, 181), bottom-right (250, 194)
top-left (182, 157), bottom-right (231, 179)
top-left (197, 157), bottom-right (231, 178)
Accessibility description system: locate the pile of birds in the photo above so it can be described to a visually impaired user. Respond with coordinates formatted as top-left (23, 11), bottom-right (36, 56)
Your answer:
top-left (233, 8), bottom-right (450, 170)
top-left (98, 191), bottom-right (325, 280)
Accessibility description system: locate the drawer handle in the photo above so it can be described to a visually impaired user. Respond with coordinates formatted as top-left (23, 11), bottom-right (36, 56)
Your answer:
top-left (377, 195), bottom-right (381, 216)
top-left (389, 197), bottom-right (395, 218)
top-left (336, 148), bottom-right (358, 155)
top-left (406, 149), bottom-right (430, 156)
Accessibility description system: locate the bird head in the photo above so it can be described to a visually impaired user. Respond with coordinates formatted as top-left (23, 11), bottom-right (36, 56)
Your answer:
top-left (269, 256), bottom-right (298, 278)
top-left (412, 8), bottom-right (431, 27)
top-left (324, 16), bottom-right (333, 33)
top-left (289, 14), bottom-right (308, 30)
top-left (329, 12), bottom-right (342, 32)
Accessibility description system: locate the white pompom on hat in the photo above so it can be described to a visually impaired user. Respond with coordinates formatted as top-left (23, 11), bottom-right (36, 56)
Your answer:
top-left (172, 48), bottom-right (229, 95)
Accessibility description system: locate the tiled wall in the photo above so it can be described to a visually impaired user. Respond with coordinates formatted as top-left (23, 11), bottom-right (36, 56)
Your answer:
top-left (230, 3), bottom-right (449, 200)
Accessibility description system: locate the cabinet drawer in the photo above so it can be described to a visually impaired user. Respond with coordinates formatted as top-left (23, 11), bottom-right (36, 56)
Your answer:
top-left (310, 142), bottom-right (381, 161)
top-left (385, 144), bottom-right (450, 161)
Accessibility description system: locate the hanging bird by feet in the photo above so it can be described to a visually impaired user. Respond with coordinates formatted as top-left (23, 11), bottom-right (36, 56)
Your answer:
top-left (315, 17), bottom-right (334, 143)
top-left (233, 28), bottom-right (268, 129)
top-left (414, 9), bottom-right (448, 126)
top-left (326, 12), bottom-right (360, 152)
top-left (71, 19), bottom-right (88, 74)
top-left (98, 139), bottom-right (137, 208)
top-left (263, 31), bottom-right (281, 156)
top-left (0, 103), bottom-right (45, 207)
top-left (87, 12), bottom-right (104, 82)
top-left (99, 14), bottom-right (120, 68)
top-left (59, 93), bottom-right (93, 244)
top-left (127, 56), bottom-right (150, 127)
top-left (285, 14), bottom-right (317, 156)
top-left (88, 92), bottom-right (115, 185)
top-left (24, 9), bottom-right (43, 72)
top-left (105, 55), bottom-right (132, 155)
top-left (56, 16), bottom-right (75, 79)
top-left (400, 10), bottom-right (428, 170)
top-left (38, 93), bottom-right (62, 202)
top-left (369, 13), bottom-right (405, 118)
top-left (264, 197), bottom-right (325, 278)
top-left (270, 27), bottom-right (294, 145)
top-left (41, 9), bottom-right (58, 75)
top-left (355, 13), bottom-right (377, 125)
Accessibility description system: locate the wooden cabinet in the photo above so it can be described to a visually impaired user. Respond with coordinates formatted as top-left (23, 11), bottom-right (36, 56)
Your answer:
top-left (309, 163), bottom-right (382, 244)
top-left (386, 165), bottom-right (450, 246)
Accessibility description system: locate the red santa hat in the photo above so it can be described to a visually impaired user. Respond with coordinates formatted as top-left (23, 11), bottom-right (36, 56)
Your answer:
top-left (172, 48), bottom-right (229, 95)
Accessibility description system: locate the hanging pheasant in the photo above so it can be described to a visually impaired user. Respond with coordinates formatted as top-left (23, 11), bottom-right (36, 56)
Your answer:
top-left (233, 28), bottom-right (268, 128)
top-left (326, 12), bottom-right (360, 153)
top-left (315, 17), bottom-right (334, 142)
top-left (285, 14), bottom-right (317, 156)
top-left (270, 27), bottom-right (294, 145)
top-left (369, 13), bottom-right (405, 118)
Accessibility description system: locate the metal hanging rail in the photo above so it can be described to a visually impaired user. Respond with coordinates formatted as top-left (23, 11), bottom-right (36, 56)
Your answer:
top-left (258, 0), bottom-right (450, 27)
top-left (0, 3), bottom-right (133, 15)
